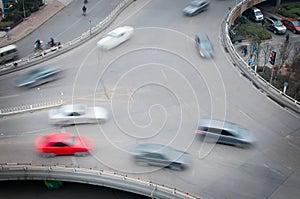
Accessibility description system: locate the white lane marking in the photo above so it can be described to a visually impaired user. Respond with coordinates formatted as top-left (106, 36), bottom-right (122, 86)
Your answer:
top-left (0, 94), bottom-right (19, 99)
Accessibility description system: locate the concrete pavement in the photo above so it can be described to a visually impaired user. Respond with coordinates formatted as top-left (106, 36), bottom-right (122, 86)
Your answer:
top-left (0, 0), bottom-right (67, 48)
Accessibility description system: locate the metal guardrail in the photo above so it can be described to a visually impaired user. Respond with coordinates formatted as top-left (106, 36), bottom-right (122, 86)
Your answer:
top-left (0, 0), bottom-right (135, 76)
top-left (222, 0), bottom-right (300, 114)
top-left (0, 100), bottom-right (63, 117)
top-left (0, 163), bottom-right (200, 199)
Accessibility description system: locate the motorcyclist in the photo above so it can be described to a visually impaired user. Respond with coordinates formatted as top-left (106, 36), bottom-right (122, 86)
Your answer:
top-left (50, 37), bottom-right (55, 47)
top-left (34, 39), bottom-right (42, 50)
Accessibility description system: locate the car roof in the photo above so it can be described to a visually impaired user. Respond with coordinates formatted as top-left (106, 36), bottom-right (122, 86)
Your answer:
top-left (135, 143), bottom-right (179, 155)
top-left (45, 133), bottom-right (73, 142)
top-left (198, 119), bottom-right (239, 131)
top-left (282, 18), bottom-right (298, 22)
top-left (108, 26), bottom-right (133, 35)
top-left (60, 104), bottom-right (87, 113)
top-left (267, 16), bottom-right (279, 21)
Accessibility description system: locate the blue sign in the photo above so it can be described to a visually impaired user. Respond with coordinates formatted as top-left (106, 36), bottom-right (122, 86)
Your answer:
top-left (253, 44), bottom-right (258, 53)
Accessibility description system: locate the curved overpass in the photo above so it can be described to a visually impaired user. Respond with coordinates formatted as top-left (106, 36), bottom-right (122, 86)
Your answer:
top-left (0, 0), bottom-right (300, 199)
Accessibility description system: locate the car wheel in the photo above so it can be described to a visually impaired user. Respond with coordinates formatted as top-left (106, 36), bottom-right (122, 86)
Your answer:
top-left (41, 153), bottom-right (55, 158)
top-left (293, 29), bottom-right (296, 34)
top-left (274, 30), bottom-right (277, 34)
top-left (136, 159), bottom-right (148, 166)
top-left (169, 163), bottom-right (183, 170)
top-left (74, 152), bottom-right (89, 157)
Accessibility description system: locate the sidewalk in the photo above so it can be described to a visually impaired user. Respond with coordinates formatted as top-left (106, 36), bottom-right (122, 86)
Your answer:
top-left (0, 0), bottom-right (65, 47)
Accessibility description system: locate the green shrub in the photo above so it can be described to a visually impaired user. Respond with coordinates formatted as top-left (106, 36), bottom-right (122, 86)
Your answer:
top-left (0, 21), bottom-right (14, 30)
top-left (235, 20), bottom-right (272, 42)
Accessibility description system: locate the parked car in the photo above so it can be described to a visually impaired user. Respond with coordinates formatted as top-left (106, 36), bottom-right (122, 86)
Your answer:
top-left (281, 18), bottom-right (300, 34)
top-left (17, 66), bottom-right (63, 88)
top-left (243, 7), bottom-right (264, 23)
top-left (35, 133), bottom-right (94, 158)
top-left (133, 143), bottom-right (191, 170)
top-left (48, 104), bottom-right (108, 126)
top-left (182, 0), bottom-right (209, 16)
top-left (97, 26), bottom-right (134, 50)
top-left (265, 16), bottom-right (287, 35)
top-left (196, 119), bottom-right (255, 147)
top-left (195, 35), bottom-right (214, 59)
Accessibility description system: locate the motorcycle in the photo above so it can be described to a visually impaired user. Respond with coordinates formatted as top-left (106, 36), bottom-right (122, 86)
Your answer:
top-left (34, 40), bottom-right (43, 52)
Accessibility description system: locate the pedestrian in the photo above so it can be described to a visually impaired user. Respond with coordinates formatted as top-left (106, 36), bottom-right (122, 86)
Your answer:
top-left (242, 46), bottom-right (248, 57)
top-left (285, 33), bottom-right (290, 42)
top-left (5, 28), bottom-right (10, 40)
top-left (82, 5), bottom-right (87, 16)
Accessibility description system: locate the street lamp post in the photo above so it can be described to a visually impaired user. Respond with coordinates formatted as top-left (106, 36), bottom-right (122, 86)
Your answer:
top-left (22, 0), bottom-right (26, 20)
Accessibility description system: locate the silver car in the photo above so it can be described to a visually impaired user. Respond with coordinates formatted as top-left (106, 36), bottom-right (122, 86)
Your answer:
top-left (133, 143), bottom-right (191, 170)
top-left (195, 35), bottom-right (214, 59)
top-left (196, 119), bottom-right (255, 147)
top-left (49, 104), bottom-right (108, 126)
top-left (97, 26), bottom-right (134, 50)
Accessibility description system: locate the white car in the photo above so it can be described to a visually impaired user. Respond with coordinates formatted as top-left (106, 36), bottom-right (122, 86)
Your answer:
top-left (49, 104), bottom-right (108, 126)
top-left (97, 26), bottom-right (134, 50)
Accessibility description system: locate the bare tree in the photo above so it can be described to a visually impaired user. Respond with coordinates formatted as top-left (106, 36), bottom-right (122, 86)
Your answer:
top-left (260, 42), bottom-right (272, 72)
top-left (278, 40), bottom-right (293, 69)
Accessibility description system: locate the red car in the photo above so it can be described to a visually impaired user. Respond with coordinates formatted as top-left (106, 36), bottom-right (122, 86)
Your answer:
top-left (281, 18), bottom-right (300, 34)
top-left (35, 133), bottom-right (94, 158)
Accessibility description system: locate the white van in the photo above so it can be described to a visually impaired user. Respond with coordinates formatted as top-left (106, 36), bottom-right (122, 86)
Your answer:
top-left (243, 7), bottom-right (264, 23)
top-left (0, 44), bottom-right (18, 64)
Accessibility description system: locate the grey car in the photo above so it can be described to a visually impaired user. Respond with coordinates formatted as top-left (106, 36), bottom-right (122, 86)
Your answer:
top-left (195, 35), bottom-right (214, 59)
top-left (49, 104), bottom-right (108, 126)
top-left (182, 0), bottom-right (209, 16)
top-left (133, 144), bottom-right (191, 170)
top-left (265, 16), bottom-right (287, 35)
top-left (17, 66), bottom-right (63, 88)
top-left (196, 119), bottom-right (255, 147)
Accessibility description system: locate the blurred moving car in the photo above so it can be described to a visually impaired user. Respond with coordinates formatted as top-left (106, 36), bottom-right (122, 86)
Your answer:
top-left (133, 143), bottom-right (191, 170)
top-left (195, 35), bottom-right (214, 58)
top-left (35, 133), bottom-right (94, 158)
top-left (182, 0), bottom-right (209, 16)
top-left (196, 119), bottom-right (254, 147)
top-left (265, 16), bottom-right (287, 35)
top-left (17, 66), bottom-right (62, 88)
top-left (243, 7), bottom-right (264, 23)
top-left (97, 26), bottom-right (134, 50)
top-left (281, 18), bottom-right (300, 34)
top-left (49, 104), bottom-right (108, 126)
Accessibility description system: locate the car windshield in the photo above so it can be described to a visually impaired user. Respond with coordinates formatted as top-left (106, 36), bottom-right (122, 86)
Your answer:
top-left (162, 147), bottom-right (179, 160)
top-left (274, 21), bottom-right (283, 26)
top-left (190, 1), bottom-right (203, 7)
top-left (292, 21), bottom-right (300, 27)
top-left (107, 31), bottom-right (123, 38)
top-left (201, 38), bottom-right (211, 50)
top-left (65, 136), bottom-right (76, 146)
top-left (254, 10), bottom-right (262, 16)
top-left (236, 127), bottom-right (249, 138)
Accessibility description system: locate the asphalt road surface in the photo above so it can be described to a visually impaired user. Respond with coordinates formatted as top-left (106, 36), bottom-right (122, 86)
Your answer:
top-left (0, 0), bottom-right (300, 199)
